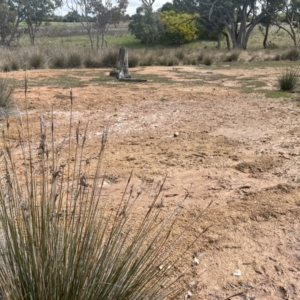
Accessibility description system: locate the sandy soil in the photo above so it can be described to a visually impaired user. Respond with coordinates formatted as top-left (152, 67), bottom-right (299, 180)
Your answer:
top-left (1, 65), bottom-right (300, 299)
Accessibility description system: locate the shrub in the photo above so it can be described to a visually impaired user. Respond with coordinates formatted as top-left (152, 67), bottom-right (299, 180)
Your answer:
top-left (10, 59), bottom-right (19, 71)
top-left (2, 62), bottom-right (11, 72)
top-left (167, 57), bottom-right (179, 66)
top-left (29, 52), bottom-right (45, 69)
top-left (84, 56), bottom-right (102, 68)
top-left (67, 52), bottom-right (82, 68)
top-left (140, 54), bottom-right (155, 66)
top-left (274, 53), bottom-right (281, 61)
top-left (129, 6), bottom-right (164, 44)
top-left (203, 55), bottom-right (213, 66)
top-left (51, 55), bottom-right (66, 68)
top-left (278, 68), bottom-right (299, 91)
top-left (281, 48), bottom-right (300, 61)
top-left (161, 10), bottom-right (199, 45)
top-left (100, 49), bottom-right (118, 67)
top-left (157, 56), bottom-right (169, 66)
top-left (175, 49), bottom-right (185, 60)
top-left (198, 52), bottom-right (204, 62)
top-left (0, 98), bottom-right (208, 299)
top-left (224, 50), bottom-right (240, 62)
top-left (0, 78), bottom-right (14, 118)
top-left (128, 53), bottom-right (139, 67)
top-left (190, 58), bottom-right (198, 65)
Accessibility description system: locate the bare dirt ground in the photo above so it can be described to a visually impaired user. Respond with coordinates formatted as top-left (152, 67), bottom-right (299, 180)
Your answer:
top-left (2, 65), bottom-right (300, 299)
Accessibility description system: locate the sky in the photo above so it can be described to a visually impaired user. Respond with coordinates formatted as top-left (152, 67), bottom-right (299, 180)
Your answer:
top-left (56, 0), bottom-right (170, 17)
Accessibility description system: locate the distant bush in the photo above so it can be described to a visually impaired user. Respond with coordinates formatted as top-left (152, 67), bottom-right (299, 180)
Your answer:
top-left (10, 59), bottom-right (19, 71)
top-left (129, 6), bottom-right (164, 45)
top-left (156, 56), bottom-right (166, 66)
top-left (175, 49), bottom-right (185, 60)
top-left (198, 52), bottom-right (204, 62)
top-left (278, 68), bottom-right (299, 91)
top-left (224, 50), bottom-right (240, 62)
top-left (100, 49), bottom-right (118, 67)
top-left (203, 55), bottom-right (213, 66)
top-left (29, 52), bottom-right (45, 69)
top-left (2, 62), bottom-right (11, 72)
top-left (281, 48), bottom-right (300, 61)
top-left (161, 10), bottom-right (199, 45)
top-left (274, 53), bottom-right (281, 61)
top-left (0, 78), bottom-right (14, 118)
top-left (167, 57), bottom-right (179, 66)
top-left (84, 56), bottom-right (102, 68)
top-left (183, 56), bottom-right (197, 65)
top-left (140, 53), bottom-right (155, 66)
top-left (128, 53), bottom-right (139, 67)
top-left (50, 55), bottom-right (66, 68)
top-left (67, 52), bottom-right (82, 68)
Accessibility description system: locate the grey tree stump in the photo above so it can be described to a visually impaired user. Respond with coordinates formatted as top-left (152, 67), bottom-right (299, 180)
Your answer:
top-left (116, 47), bottom-right (131, 79)
top-left (112, 47), bottom-right (147, 82)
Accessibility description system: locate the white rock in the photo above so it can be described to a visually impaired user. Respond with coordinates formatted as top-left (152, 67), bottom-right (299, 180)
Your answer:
top-left (193, 256), bottom-right (199, 265)
top-left (233, 269), bottom-right (242, 276)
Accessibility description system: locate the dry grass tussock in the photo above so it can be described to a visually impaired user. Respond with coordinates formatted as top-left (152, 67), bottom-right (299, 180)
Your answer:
top-left (1, 46), bottom-right (300, 71)
top-left (0, 79), bottom-right (15, 119)
top-left (4, 45), bottom-right (300, 73)
top-left (0, 83), bottom-right (209, 299)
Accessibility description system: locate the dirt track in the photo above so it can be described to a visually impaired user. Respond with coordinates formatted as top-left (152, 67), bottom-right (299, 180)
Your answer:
top-left (2, 65), bottom-right (300, 299)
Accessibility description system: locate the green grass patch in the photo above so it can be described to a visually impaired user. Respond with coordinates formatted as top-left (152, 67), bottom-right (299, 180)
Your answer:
top-left (265, 91), bottom-right (292, 98)
top-left (89, 76), bottom-right (116, 84)
top-left (31, 74), bottom-right (86, 88)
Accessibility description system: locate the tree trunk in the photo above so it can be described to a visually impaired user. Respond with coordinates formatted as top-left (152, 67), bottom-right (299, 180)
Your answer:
top-left (87, 28), bottom-right (94, 50)
top-left (222, 31), bottom-right (230, 50)
top-left (217, 32), bottom-right (221, 49)
top-left (263, 23), bottom-right (270, 49)
top-left (117, 47), bottom-right (131, 79)
top-left (101, 34), bottom-right (107, 49)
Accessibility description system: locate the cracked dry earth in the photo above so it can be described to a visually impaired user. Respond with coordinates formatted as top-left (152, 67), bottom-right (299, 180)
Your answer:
top-left (2, 65), bottom-right (300, 299)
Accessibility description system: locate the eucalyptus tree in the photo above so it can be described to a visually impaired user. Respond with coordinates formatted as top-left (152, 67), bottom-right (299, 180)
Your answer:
top-left (0, 0), bottom-right (62, 46)
top-left (65, 0), bottom-right (128, 49)
top-left (173, 0), bottom-right (283, 49)
top-left (0, 0), bottom-right (23, 46)
top-left (90, 0), bottom-right (128, 49)
top-left (22, 0), bottom-right (62, 45)
top-left (267, 0), bottom-right (300, 46)
top-left (129, 5), bottom-right (164, 44)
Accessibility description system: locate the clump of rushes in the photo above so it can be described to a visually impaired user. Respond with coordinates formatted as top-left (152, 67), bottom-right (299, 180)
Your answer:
top-left (203, 55), bottom-right (213, 66)
top-left (278, 68), bottom-right (299, 91)
top-left (0, 89), bottom-right (209, 299)
top-left (100, 49), bottom-right (119, 67)
top-left (29, 52), bottom-right (45, 69)
top-left (224, 50), bottom-right (240, 62)
top-left (0, 78), bottom-right (14, 118)
top-left (50, 55), bottom-right (66, 68)
top-left (281, 48), bottom-right (300, 61)
top-left (67, 52), bottom-right (82, 68)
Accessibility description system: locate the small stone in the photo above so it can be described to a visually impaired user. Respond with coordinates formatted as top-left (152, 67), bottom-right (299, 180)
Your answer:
top-left (233, 269), bottom-right (242, 276)
top-left (174, 132), bottom-right (179, 137)
top-left (190, 280), bottom-right (198, 287)
top-left (185, 290), bottom-right (193, 299)
top-left (193, 256), bottom-right (199, 265)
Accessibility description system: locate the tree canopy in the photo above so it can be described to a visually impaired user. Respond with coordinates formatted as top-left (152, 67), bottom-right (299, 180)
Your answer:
top-left (129, 5), bottom-right (164, 44)
top-left (173, 0), bottom-right (286, 49)
top-left (65, 0), bottom-right (128, 49)
top-left (22, 0), bottom-right (62, 45)
top-left (161, 10), bottom-right (199, 44)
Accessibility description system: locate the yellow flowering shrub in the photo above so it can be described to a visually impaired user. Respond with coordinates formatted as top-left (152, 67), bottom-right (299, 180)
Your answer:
top-left (161, 10), bottom-right (199, 44)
